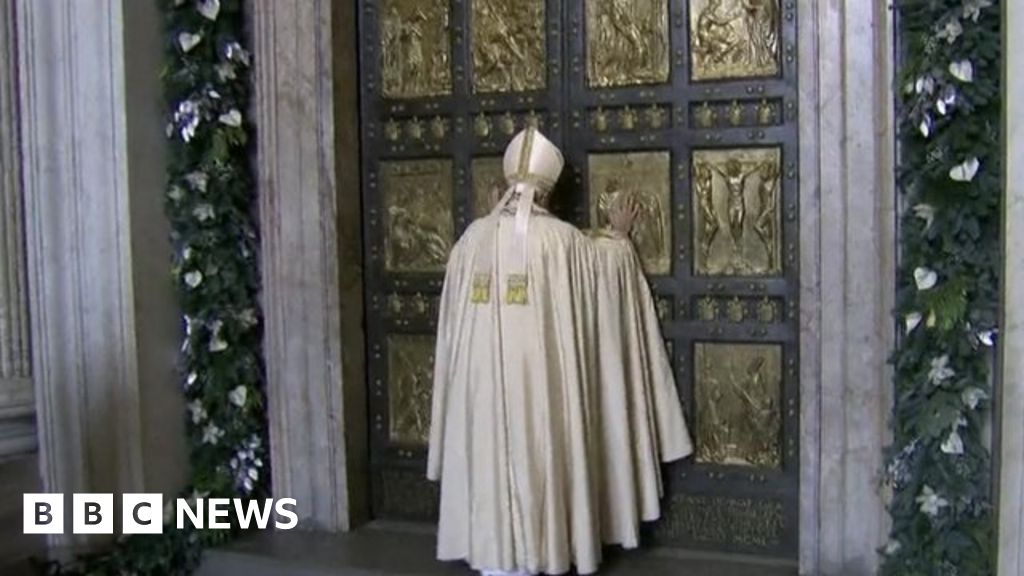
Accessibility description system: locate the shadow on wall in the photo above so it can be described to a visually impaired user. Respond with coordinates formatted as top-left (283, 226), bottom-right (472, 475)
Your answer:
top-left (0, 455), bottom-right (44, 575)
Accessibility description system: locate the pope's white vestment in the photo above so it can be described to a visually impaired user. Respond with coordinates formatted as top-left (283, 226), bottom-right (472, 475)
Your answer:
top-left (427, 128), bottom-right (692, 575)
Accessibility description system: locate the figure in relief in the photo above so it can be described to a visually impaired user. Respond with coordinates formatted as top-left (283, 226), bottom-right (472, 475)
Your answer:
top-left (595, 173), bottom-right (669, 275)
top-left (753, 160), bottom-right (780, 271)
top-left (588, 0), bottom-right (669, 87)
top-left (381, 1), bottom-right (451, 98)
top-left (713, 158), bottom-right (760, 264)
top-left (694, 162), bottom-right (719, 262)
top-left (429, 128), bottom-right (691, 575)
top-left (473, 0), bottom-right (545, 93)
top-left (692, 0), bottom-right (780, 80)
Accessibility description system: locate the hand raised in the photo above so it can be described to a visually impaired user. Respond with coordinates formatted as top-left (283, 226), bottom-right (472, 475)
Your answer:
top-left (608, 192), bottom-right (641, 237)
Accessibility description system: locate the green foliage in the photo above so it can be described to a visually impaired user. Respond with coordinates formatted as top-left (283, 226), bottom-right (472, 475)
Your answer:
top-left (42, 1), bottom-right (266, 574)
top-left (882, 0), bottom-right (1000, 574)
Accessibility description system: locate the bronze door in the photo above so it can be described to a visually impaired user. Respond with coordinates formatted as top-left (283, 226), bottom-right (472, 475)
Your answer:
top-left (358, 0), bottom-right (800, 559)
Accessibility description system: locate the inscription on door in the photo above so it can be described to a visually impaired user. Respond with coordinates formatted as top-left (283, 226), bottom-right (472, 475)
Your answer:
top-left (359, 0), bottom-right (799, 559)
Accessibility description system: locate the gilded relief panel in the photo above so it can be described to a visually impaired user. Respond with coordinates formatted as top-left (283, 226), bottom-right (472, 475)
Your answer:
top-left (589, 152), bottom-right (672, 275)
top-left (380, 0), bottom-right (452, 99)
top-left (471, 157), bottom-right (506, 218)
top-left (381, 160), bottom-right (454, 273)
top-left (471, 0), bottom-right (546, 93)
top-left (692, 147), bottom-right (781, 277)
top-left (658, 495), bottom-right (785, 547)
top-left (690, 0), bottom-right (781, 81)
top-left (586, 0), bottom-right (670, 88)
top-left (387, 335), bottom-right (436, 445)
top-left (694, 343), bottom-right (782, 468)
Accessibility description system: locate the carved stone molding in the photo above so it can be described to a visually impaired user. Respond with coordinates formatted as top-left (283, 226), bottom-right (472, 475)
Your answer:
top-left (16, 0), bottom-right (185, 550)
top-left (797, 0), bottom-right (896, 574)
top-left (999, 3), bottom-right (1024, 573)
top-left (0, 0), bottom-right (34, 458)
top-left (252, 0), bottom-right (367, 531)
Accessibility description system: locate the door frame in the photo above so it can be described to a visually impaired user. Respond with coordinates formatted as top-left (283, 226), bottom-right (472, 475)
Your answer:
top-left (252, 0), bottom-right (897, 573)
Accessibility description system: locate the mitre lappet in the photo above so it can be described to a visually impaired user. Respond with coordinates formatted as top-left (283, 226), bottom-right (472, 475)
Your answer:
top-left (428, 128), bottom-right (692, 576)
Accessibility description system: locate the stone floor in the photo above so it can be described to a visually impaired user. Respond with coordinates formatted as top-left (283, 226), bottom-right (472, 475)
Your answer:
top-left (199, 522), bottom-right (798, 576)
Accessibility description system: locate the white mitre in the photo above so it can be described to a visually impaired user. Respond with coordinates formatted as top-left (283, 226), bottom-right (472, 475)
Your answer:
top-left (502, 126), bottom-right (564, 199)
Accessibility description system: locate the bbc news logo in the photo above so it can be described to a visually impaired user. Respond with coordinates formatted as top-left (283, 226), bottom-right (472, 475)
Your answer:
top-left (24, 494), bottom-right (298, 535)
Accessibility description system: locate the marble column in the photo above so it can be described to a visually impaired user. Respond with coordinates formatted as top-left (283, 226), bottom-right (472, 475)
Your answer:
top-left (0, 0), bottom-right (34, 457)
top-left (797, 1), bottom-right (896, 574)
top-left (16, 0), bottom-right (185, 551)
top-left (998, 2), bottom-right (1024, 573)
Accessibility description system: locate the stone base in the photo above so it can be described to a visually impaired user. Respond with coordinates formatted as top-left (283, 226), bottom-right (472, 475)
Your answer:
top-left (198, 523), bottom-right (797, 576)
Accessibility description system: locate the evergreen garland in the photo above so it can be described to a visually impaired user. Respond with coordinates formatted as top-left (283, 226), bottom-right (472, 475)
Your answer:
top-left (41, 0), bottom-right (266, 573)
top-left (882, 0), bottom-right (1000, 574)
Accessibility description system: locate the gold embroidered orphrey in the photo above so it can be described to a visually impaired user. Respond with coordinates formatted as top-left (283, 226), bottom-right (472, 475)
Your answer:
top-left (471, 0), bottom-right (546, 93)
top-left (690, 0), bottom-right (781, 81)
top-left (586, 0), bottom-right (670, 87)
top-left (380, 0), bottom-right (453, 98)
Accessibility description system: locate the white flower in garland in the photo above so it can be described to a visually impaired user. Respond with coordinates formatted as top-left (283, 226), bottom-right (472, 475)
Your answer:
top-left (962, 387), bottom-right (988, 410)
top-left (187, 400), bottom-right (208, 424)
top-left (949, 157), bottom-right (980, 182)
top-left (219, 109), bottom-right (243, 128)
top-left (918, 115), bottom-right (933, 139)
top-left (912, 204), bottom-right (935, 231)
top-left (916, 485), bottom-right (949, 517)
top-left (905, 312), bottom-right (923, 334)
top-left (174, 99), bottom-right (201, 142)
top-left (238, 308), bottom-right (259, 329)
top-left (193, 203), bottom-right (215, 222)
top-left (978, 329), bottom-right (996, 347)
top-left (962, 0), bottom-right (992, 23)
top-left (202, 423), bottom-right (225, 445)
top-left (209, 319), bottom-right (229, 352)
top-left (941, 425), bottom-right (964, 455)
top-left (168, 185), bottom-right (185, 203)
top-left (215, 63), bottom-right (237, 82)
top-left (184, 270), bottom-right (204, 289)
top-left (936, 18), bottom-right (963, 44)
top-left (225, 42), bottom-right (252, 66)
top-left (178, 32), bottom-right (202, 53)
top-left (884, 539), bottom-right (902, 556)
top-left (949, 60), bottom-right (974, 83)
top-left (184, 171), bottom-right (209, 192)
top-left (914, 267), bottom-right (938, 291)
top-left (928, 355), bottom-right (955, 385)
top-left (186, 371), bottom-right (198, 388)
top-left (914, 76), bottom-right (935, 95)
top-left (197, 0), bottom-right (220, 21)
top-left (936, 85), bottom-right (957, 116)
top-left (229, 385), bottom-right (248, 408)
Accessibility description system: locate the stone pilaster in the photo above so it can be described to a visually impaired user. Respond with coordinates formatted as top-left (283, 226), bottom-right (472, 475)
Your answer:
top-left (797, 1), bottom-right (896, 573)
top-left (252, 0), bottom-right (367, 531)
top-left (998, 2), bottom-right (1024, 573)
top-left (15, 0), bottom-right (185, 551)
top-left (0, 0), bottom-right (34, 456)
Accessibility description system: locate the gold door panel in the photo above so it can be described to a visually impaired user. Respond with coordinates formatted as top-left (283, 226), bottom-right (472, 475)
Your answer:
top-left (380, 0), bottom-right (452, 99)
top-left (692, 147), bottom-right (782, 277)
top-left (387, 335), bottom-right (436, 446)
top-left (586, 0), bottom-right (671, 88)
top-left (471, 0), bottom-right (546, 93)
top-left (381, 159), bottom-right (455, 273)
top-left (694, 342), bottom-right (782, 469)
top-left (471, 157), bottom-right (505, 218)
top-left (589, 152), bottom-right (673, 275)
top-left (689, 0), bottom-right (781, 81)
